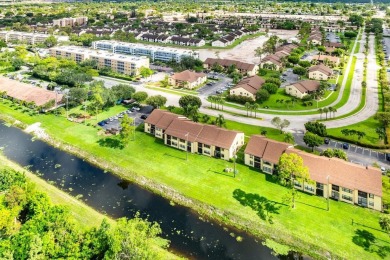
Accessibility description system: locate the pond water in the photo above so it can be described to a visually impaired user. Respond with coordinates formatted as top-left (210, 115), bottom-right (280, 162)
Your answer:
top-left (0, 122), bottom-right (287, 259)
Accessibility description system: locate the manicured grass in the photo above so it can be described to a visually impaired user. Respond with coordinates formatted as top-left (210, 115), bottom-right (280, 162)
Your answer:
top-left (327, 117), bottom-right (384, 147)
top-left (0, 101), bottom-right (388, 259)
top-left (333, 56), bottom-right (356, 109)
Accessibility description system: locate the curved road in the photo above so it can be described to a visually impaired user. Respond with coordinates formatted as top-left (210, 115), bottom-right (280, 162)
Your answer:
top-left (97, 31), bottom-right (378, 134)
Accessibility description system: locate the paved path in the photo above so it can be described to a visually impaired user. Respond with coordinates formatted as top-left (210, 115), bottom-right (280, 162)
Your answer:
top-left (324, 33), bottom-right (379, 128)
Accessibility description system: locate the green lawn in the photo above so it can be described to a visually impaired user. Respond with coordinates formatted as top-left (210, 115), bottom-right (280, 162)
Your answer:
top-left (0, 101), bottom-right (389, 259)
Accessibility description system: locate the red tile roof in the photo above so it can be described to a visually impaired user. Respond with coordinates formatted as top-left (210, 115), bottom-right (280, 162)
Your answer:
top-left (309, 64), bottom-right (333, 76)
top-left (231, 75), bottom-right (265, 95)
top-left (245, 135), bottom-right (292, 164)
top-left (290, 80), bottom-right (320, 93)
top-left (171, 70), bottom-right (206, 83)
top-left (144, 109), bottom-right (188, 130)
top-left (204, 58), bottom-right (256, 71)
top-left (0, 77), bottom-right (63, 107)
top-left (286, 148), bottom-right (383, 197)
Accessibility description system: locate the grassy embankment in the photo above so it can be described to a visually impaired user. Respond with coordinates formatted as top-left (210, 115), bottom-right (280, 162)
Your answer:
top-left (0, 151), bottom-right (181, 259)
top-left (0, 101), bottom-right (389, 259)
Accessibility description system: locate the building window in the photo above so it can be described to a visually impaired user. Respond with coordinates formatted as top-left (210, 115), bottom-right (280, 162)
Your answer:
top-left (342, 195), bottom-right (353, 201)
top-left (369, 201), bottom-right (374, 207)
top-left (369, 193), bottom-right (374, 199)
top-left (332, 184), bottom-right (339, 191)
top-left (342, 187), bottom-right (353, 194)
top-left (304, 186), bottom-right (314, 192)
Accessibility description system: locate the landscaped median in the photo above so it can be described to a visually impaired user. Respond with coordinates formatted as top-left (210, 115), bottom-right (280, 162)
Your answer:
top-left (0, 101), bottom-right (388, 259)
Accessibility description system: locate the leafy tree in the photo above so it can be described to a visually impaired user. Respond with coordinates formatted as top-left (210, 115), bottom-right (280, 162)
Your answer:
top-left (298, 60), bottom-right (311, 68)
top-left (375, 112), bottom-right (390, 127)
top-left (146, 95), bottom-right (167, 108)
top-left (120, 114), bottom-right (134, 145)
top-left (132, 91), bottom-right (148, 103)
top-left (278, 153), bottom-right (310, 209)
top-left (256, 89), bottom-right (270, 103)
top-left (0, 40), bottom-right (7, 48)
top-left (112, 84), bottom-right (135, 100)
top-left (65, 88), bottom-right (88, 108)
top-left (44, 35), bottom-right (58, 47)
top-left (379, 215), bottom-right (390, 236)
top-left (349, 14), bottom-right (364, 27)
top-left (179, 95), bottom-right (202, 110)
top-left (284, 133), bottom-right (295, 144)
top-left (0, 169), bottom-right (26, 192)
top-left (265, 78), bottom-right (281, 87)
top-left (303, 132), bottom-right (324, 152)
top-left (293, 66), bottom-right (306, 76)
top-left (287, 55), bottom-right (300, 64)
top-left (11, 58), bottom-right (24, 70)
top-left (139, 67), bottom-right (153, 78)
top-left (159, 75), bottom-right (169, 88)
top-left (344, 31), bottom-right (357, 38)
top-left (376, 127), bottom-right (386, 141)
top-left (304, 121), bottom-right (327, 137)
top-left (255, 46), bottom-right (265, 63)
top-left (271, 117), bottom-right (290, 133)
top-left (262, 83), bottom-right (278, 94)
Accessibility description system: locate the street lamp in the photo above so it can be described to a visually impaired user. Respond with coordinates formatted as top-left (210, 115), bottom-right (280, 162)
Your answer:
top-left (233, 154), bottom-right (237, 178)
top-left (327, 175), bottom-right (330, 211)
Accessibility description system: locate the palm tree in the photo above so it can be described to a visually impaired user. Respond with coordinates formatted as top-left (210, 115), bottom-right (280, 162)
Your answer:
top-left (318, 108), bottom-right (323, 119)
top-left (220, 98), bottom-right (225, 111)
top-left (209, 96), bottom-right (215, 109)
top-left (215, 114), bottom-right (226, 128)
top-left (202, 114), bottom-right (210, 123)
top-left (284, 133), bottom-right (295, 144)
top-left (251, 103), bottom-right (259, 118)
top-left (323, 107), bottom-right (329, 120)
top-left (332, 107), bottom-right (337, 118)
top-left (328, 107), bottom-right (334, 118)
top-left (245, 102), bottom-right (251, 116)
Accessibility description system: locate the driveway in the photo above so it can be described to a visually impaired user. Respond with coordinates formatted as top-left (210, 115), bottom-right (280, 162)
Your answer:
top-left (326, 32), bottom-right (341, 43)
top-left (280, 69), bottom-right (299, 88)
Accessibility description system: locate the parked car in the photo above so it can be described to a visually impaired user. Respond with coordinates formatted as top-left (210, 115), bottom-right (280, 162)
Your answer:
top-left (98, 121), bottom-right (105, 126)
top-left (140, 114), bottom-right (148, 119)
top-left (324, 138), bottom-right (330, 144)
top-left (386, 153), bottom-right (390, 161)
top-left (342, 143), bottom-right (349, 149)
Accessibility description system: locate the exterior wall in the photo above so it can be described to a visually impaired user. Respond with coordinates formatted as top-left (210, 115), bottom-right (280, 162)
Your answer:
top-left (229, 87), bottom-right (255, 100)
top-left (309, 71), bottom-right (330, 81)
top-left (212, 40), bottom-right (227, 47)
top-left (261, 61), bottom-right (280, 70)
top-left (286, 85), bottom-right (306, 99)
top-left (310, 39), bottom-right (321, 45)
top-left (169, 75), bottom-right (206, 89)
top-left (144, 122), bottom-right (151, 134)
top-left (247, 65), bottom-right (259, 76)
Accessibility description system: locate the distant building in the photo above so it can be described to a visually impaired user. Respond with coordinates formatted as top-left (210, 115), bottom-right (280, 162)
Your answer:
top-left (0, 31), bottom-right (68, 45)
top-left (168, 70), bottom-right (207, 89)
top-left (50, 46), bottom-right (149, 76)
top-left (53, 17), bottom-right (88, 27)
top-left (92, 40), bottom-right (199, 63)
top-left (203, 58), bottom-right (258, 76)
top-left (311, 54), bottom-right (340, 67)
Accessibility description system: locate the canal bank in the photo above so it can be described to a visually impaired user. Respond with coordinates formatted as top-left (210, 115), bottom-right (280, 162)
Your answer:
top-left (0, 109), bottom-right (375, 260)
top-left (0, 121), bottom-right (284, 259)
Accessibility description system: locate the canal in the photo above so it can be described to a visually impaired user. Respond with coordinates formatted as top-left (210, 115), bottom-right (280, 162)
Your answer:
top-left (0, 122), bottom-right (278, 259)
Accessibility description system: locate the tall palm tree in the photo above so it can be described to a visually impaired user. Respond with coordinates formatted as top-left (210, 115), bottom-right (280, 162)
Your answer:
top-left (209, 96), bottom-right (215, 109)
top-left (318, 108), bottom-right (323, 119)
top-left (323, 107), bottom-right (329, 120)
top-left (251, 103), bottom-right (259, 118)
top-left (245, 102), bottom-right (251, 116)
top-left (220, 98), bottom-right (225, 111)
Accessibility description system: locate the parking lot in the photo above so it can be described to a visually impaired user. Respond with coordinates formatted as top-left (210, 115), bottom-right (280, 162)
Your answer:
top-left (198, 73), bottom-right (233, 96)
top-left (326, 32), bottom-right (341, 43)
top-left (321, 139), bottom-right (390, 169)
top-left (382, 35), bottom-right (390, 61)
top-left (281, 68), bottom-right (299, 87)
top-left (98, 106), bottom-right (154, 132)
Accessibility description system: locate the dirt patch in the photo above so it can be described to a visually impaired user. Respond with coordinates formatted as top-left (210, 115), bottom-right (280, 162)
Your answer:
top-left (199, 30), bottom-right (298, 64)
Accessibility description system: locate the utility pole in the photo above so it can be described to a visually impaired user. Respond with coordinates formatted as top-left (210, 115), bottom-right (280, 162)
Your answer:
top-left (327, 175), bottom-right (330, 211)
top-left (185, 132), bottom-right (189, 161)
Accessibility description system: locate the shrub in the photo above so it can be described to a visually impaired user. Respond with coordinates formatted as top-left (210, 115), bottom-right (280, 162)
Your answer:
top-left (265, 78), bottom-right (281, 87)
top-left (256, 89), bottom-right (270, 103)
top-left (262, 83), bottom-right (278, 94)
top-left (226, 94), bottom-right (254, 104)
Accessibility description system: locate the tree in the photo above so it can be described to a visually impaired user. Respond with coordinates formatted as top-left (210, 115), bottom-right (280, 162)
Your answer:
top-left (379, 215), bottom-right (390, 236)
top-left (44, 35), bottom-right (58, 47)
top-left (287, 55), bottom-right (300, 64)
top-left (0, 40), bottom-right (7, 48)
top-left (262, 83), bottom-right (278, 94)
top-left (292, 66), bottom-right (306, 76)
top-left (179, 95), bottom-right (202, 112)
top-left (214, 114), bottom-right (226, 128)
top-left (278, 153), bottom-right (310, 209)
top-left (256, 89), bottom-right (270, 103)
top-left (132, 91), bottom-right (148, 103)
top-left (375, 112), bottom-right (390, 127)
top-left (303, 132), bottom-right (324, 152)
top-left (139, 67), bottom-right (153, 78)
top-left (255, 46), bottom-right (265, 63)
top-left (159, 75), bottom-right (169, 88)
top-left (112, 84), bottom-right (135, 100)
top-left (120, 114), bottom-right (134, 144)
top-left (323, 107), bottom-right (329, 120)
top-left (271, 117), bottom-right (290, 133)
top-left (298, 60), bottom-right (311, 68)
top-left (145, 95), bottom-right (167, 108)
top-left (245, 102), bottom-right (251, 116)
top-left (376, 127), bottom-right (386, 141)
top-left (304, 121), bottom-right (327, 137)
top-left (318, 108), bottom-right (323, 120)
top-left (284, 133), bottom-right (295, 144)
top-left (66, 88), bottom-right (88, 108)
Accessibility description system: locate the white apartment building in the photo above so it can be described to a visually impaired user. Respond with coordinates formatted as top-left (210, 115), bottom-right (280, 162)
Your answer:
top-left (53, 17), bottom-right (88, 27)
top-left (92, 40), bottom-right (199, 63)
top-left (49, 46), bottom-right (149, 76)
top-left (0, 31), bottom-right (69, 44)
